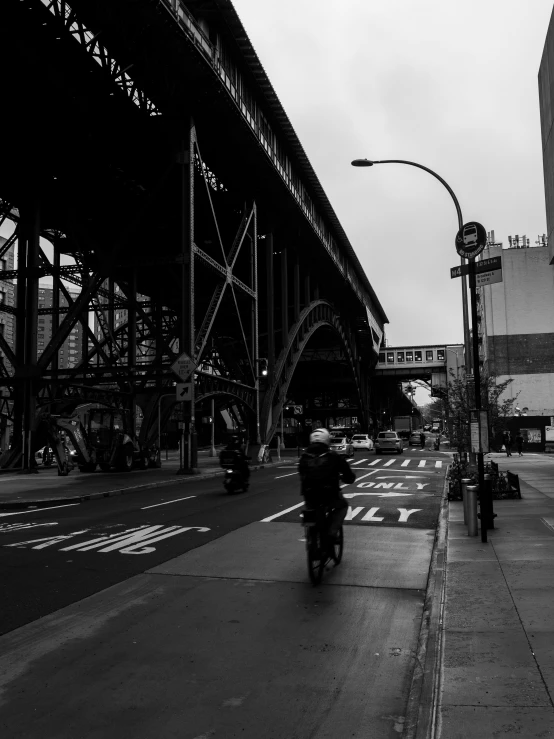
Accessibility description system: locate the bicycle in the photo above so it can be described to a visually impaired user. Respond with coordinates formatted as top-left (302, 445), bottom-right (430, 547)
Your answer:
top-left (301, 505), bottom-right (344, 585)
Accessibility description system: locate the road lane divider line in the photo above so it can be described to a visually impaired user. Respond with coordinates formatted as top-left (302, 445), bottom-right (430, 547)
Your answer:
top-left (274, 472), bottom-right (298, 479)
top-left (261, 502), bottom-right (304, 522)
top-left (141, 495), bottom-right (196, 510)
top-left (0, 503), bottom-right (80, 518)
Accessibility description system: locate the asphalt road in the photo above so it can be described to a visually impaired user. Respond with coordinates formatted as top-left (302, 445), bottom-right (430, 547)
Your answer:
top-left (0, 447), bottom-right (448, 738)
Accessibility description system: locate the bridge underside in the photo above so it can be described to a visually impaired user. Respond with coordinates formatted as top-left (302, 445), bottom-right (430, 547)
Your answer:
top-left (0, 0), bottom-right (383, 468)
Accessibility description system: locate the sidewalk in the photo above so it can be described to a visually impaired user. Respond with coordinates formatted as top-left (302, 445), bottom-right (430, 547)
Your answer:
top-left (437, 455), bottom-right (554, 737)
top-left (0, 447), bottom-right (289, 510)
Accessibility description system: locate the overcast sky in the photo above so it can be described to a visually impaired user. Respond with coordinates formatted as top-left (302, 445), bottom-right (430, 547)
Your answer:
top-left (232, 0), bottom-right (553, 350)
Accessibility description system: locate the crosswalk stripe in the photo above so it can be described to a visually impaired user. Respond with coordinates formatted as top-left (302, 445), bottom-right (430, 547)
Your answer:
top-left (368, 459), bottom-right (381, 466)
top-left (383, 459), bottom-right (395, 467)
top-left (435, 460), bottom-right (443, 468)
top-left (401, 459), bottom-right (410, 467)
top-left (352, 458), bottom-right (368, 466)
top-left (418, 460), bottom-right (426, 467)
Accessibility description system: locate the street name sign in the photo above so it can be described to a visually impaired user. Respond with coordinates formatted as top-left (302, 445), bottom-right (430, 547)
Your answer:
top-left (171, 351), bottom-right (197, 382)
top-left (455, 221), bottom-right (487, 259)
top-left (451, 255), bottom-right (502, 282)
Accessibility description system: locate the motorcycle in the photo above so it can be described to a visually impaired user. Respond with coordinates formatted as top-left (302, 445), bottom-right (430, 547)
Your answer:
top-left (223, 465), bottom-right (249, 493)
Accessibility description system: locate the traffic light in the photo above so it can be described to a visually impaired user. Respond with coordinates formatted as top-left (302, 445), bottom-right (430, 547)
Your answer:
top-left (258, 358), bottom-right (268, 377)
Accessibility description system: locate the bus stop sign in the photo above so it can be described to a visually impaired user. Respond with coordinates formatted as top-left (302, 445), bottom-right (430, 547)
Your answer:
top-left (455, 221), bottom-right (487, 259)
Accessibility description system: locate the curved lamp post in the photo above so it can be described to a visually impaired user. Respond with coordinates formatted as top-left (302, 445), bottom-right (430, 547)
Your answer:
top-left (351, 158), bottom-right (471, 375)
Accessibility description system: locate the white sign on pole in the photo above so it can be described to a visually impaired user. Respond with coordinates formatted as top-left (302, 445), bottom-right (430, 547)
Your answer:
top-left (476, 269), bottom-right (502, 287)
top-left (171, 351), bottom-right (197, 382)
top-left (176, 383), bottom-right (193, 401)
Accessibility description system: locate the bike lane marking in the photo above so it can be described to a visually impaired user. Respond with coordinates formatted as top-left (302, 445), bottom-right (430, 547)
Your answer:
top-left (261, 502), bottom-right (304, 522)
top-left (0, 503), bottom-right (80, 518)
top-left (274, 472), bottom-right (298, 479)
top-left (141, 495), bottom-right (196, 510)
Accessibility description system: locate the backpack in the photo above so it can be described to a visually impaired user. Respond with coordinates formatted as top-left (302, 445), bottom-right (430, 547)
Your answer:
top-left (301, 451), bottom-right (336, 494)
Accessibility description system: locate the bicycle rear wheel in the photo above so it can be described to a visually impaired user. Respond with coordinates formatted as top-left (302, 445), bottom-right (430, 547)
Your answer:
top-left (331, 526), bottom-right (344, 565)
top-left (306, 528), bottom-right (325, 585)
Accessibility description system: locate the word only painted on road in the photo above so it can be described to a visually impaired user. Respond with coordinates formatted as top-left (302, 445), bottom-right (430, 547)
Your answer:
top-left (4, 524), bottom-right (210, 555)
top-left (345, 507), bottom-right (422, 523)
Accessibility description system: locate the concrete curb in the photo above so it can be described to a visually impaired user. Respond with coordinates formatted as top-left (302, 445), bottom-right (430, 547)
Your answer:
top-left (403, 467), bottom-right (449, 739)
top-left (0, 461), bottom-right (279, 511)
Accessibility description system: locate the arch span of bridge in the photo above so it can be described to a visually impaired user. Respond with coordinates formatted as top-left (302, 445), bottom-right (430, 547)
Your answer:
top-left (0, 0), bottom-right (387, 469)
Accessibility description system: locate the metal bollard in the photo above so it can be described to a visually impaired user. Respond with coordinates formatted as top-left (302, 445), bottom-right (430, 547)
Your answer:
top-left (461, 478), bottom-right (472, 525)
top-left (466, 485), bottom-right (479, 536)
top-left (482, 473), bottom-right (494, 530)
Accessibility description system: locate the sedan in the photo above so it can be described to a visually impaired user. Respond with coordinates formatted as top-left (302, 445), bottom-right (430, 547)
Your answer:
top-left (350, 434), bottom-right (374, 451)
top-left (375, 431), bottom-right (403, 454)
top-left (409, 431), bottom-right (425, 445)
top-left (329, 437), bottom-right (354, 456)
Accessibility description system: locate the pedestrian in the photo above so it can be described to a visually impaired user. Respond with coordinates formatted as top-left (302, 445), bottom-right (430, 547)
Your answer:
top-left (420, 431), bottom-right (426, 449)
top-left (515, 432), bottom-right (524, 456)
top-left (502, 430), bottom-right (512, 457)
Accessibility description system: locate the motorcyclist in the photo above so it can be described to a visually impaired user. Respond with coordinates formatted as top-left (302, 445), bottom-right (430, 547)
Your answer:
top-left (219, 434), bottom-right (250, 483)
top-left (298, 428), bottom-right (355, 539)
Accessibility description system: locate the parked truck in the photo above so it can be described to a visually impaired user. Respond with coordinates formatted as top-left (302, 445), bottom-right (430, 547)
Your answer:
top-left (44, 408), bottom-right (160, 476)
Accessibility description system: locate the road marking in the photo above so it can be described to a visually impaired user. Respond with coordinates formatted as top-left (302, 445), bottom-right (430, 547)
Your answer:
top-left (352, 459), bottom-right (368, 466)
top-left (398, 508), bottom-right (422, 522)
top-left (361, 507), bottom-right (384, 521)
top-left (0, 503), bottom-right (80, 518)
top-left (0, 522), bottom-right (59, 532)
top-left (418, 460), bottom-right (426, 467)
top-left (5, 524), bottom-right (210, 555)
top-left (274, 472), bottom-right (298, 479)
top-left (383, 459), bottom-right (395, 467)
top-left (261, 501), bottom-right (304, 522)
top-left (368, 459), bottom-right (382, 466)
top-left (401, 460), bottom-right (410, 467)
top-left (376, 475), bottom-right (425, 479)
top-left (141, 496), bottom-right (196, 510)
top-left (435, 461), bottom-right (443, 468)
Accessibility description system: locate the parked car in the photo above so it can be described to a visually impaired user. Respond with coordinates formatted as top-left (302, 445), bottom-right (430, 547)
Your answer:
top-left (329, 436), bottom-right (354, 456)
top-left (350, 434), bottom-right (374, 451)
top-left (375, 431), bottom-right (403, 454)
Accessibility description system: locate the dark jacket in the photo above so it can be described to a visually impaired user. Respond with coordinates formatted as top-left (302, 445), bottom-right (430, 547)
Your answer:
top-left (298, 442), bottom-right (356, 499)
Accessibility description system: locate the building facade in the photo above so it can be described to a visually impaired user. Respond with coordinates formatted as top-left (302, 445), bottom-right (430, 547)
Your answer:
top-left (539, 7), bottom-right (554, 265)
top-left (477, 243), bottom-right (554, 416)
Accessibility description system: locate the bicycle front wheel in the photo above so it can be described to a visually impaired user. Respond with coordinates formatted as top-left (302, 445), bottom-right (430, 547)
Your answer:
top-left (331, 527), bottom-right (344, 565)
top-left (306, 528), bottom-right (325, 585)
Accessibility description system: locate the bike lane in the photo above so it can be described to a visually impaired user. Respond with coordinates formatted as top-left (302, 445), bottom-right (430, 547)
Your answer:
top-left (0, 452), bottom-right (450, 738)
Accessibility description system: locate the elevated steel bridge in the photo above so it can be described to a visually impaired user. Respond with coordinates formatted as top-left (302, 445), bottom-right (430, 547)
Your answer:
top-left (0, 0), bottom-right (387, 470)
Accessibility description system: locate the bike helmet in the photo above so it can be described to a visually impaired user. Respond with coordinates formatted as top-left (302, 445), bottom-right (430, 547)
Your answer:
top-left (309, 428), bottom-right (330, 445)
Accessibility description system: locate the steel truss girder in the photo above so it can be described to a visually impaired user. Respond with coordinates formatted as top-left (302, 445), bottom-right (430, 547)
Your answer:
top-left (261, 300), bottom-right (365, 443)
top-left (38, 0), bottom-right (160, 116)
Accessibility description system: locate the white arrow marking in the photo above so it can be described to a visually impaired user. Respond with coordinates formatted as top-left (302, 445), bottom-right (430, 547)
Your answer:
top-left (344, 492), bottom-right (415, 498)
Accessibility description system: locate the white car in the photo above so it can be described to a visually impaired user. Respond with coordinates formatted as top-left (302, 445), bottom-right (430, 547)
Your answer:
top-left (329, 437), bottom-right (354, 456)
top-left (375, 431), bottom-right (403, 454)
top-left (350, 434), bottom-right (374, 451)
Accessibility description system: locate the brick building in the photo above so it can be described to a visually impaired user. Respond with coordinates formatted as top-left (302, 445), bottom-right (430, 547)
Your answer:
top-left (37, 286), bottom-right (86, 368)
top-left (477, 242), bottom-right (554, 416)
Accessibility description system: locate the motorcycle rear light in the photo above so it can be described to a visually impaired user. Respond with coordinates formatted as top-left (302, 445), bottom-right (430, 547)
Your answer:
top-left (226, 469), bottom-right (233, 473)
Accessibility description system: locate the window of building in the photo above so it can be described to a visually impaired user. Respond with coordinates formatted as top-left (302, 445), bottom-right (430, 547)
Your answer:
top-left (38, 318), bottom-right (45, 324)
top-left (397, 352), bottom-right (405, 363)
top-left (379, 352), bottom-right (385, 363)
top-left (426, 350), bottom-right (433, 361)
top-left (437, 349), bottom-right (445, 361)
top-left (0, 291), bottom-right (5, 304)
top-left (386, 352), bottom-right (394, 363)
top-left (406, 351), bottom-right (413, 362)
top-left (0, 324), bottom-right (4, 336)
top-left (0, 259), bottom-right (6, 271)
top-left (414, 351), bottom-right (422, 362)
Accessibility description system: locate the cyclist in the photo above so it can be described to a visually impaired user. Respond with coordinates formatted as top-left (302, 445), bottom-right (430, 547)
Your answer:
top-left (298, 428), bottom-right (356, 540)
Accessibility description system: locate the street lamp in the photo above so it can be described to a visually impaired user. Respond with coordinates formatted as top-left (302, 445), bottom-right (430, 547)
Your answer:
top-left (351, 158), bottom-right (471, 375)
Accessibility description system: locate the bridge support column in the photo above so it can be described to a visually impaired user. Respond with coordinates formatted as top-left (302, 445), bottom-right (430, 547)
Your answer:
top-left (177, 121), bottom-right (198, 474)
top-left (280, 246), bottom-right (288, 348)
top-left (266, 233), bottom-right (275, 375)
top-left (304, 274), bottom-right (310, 308)
top-left (128, 267), bottom-right (137, 436)
top-left (293, 253), bottom-right (300, 322)
top-left (14, 198), bottom-right (40, 471)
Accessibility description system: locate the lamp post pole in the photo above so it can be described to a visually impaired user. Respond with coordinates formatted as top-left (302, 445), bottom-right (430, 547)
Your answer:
top-left (351, 159), bottom-right (471, 376)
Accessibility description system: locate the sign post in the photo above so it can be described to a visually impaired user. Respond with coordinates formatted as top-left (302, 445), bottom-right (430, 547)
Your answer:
top-left (455, 221), bottom-right (493, 542)
top-left (171, 351), bottom-right (197, 473)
